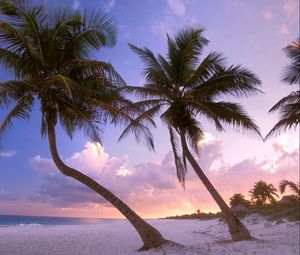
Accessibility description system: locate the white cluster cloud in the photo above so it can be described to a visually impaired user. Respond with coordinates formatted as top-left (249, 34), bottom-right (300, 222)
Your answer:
top-left (26, 133), bottom-right (299, 217)
top-left (167, 0), bottom-right (186, 16)
top-left (151, 0), bottom-right (199, 36)
top-left (71, 0), bottom-right (115, 12)
top-left (0, 150), bottom-right (16, 158)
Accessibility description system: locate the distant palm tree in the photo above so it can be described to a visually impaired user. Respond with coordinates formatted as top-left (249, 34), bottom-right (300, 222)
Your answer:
top-left (265, 38), bottom-right (300, 139)
top-left (229, 193), bottom-right (250, 208)
top-left (0, 1), bottom-right (167, 250)
top-left (279, 180), bottom-right (300, 197)
top-left (125, 27), bottom-right (262, 241)
top-left (249, 181), bottom-right (279, 205)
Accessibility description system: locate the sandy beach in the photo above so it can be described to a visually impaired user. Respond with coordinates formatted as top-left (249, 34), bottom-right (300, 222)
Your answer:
top-left (0, 215), bottom-right (299, 255)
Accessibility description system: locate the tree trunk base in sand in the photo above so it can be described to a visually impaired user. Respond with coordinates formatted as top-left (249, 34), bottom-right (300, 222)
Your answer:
top-left (227, 215), bottom-right (252, 241)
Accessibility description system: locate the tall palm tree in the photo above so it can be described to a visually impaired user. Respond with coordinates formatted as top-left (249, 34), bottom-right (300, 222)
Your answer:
top-left (249, 181), bottom-right (279, 206)
top-left (229, 193), bottom-right (250, 208)
top-left (0, 1), bottom-right (168, 250)
top-left (265, 38), bottom-right (300, 139)
top-left (124, 27), bottom-right (262, 241)
top-left (279, 180), bottom-right (300, 197)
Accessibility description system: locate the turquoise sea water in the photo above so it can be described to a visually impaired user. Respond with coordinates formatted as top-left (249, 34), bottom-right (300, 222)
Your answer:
top-left (0, 215), bottom-right (119, 226)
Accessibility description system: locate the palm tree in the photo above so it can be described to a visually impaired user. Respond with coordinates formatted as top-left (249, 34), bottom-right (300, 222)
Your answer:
top-left (229, 193), bottom-right (250, 208)
top-left (124, 27), bottom-right (262, 241)
top-left (0, 1), bottom-right (168, 250)
top-left (279, 180), bottom-right (300, 197)
top-left (265, 38), bottom-right (300, 139)
top-left (249, 181), bottom-right (279, 206)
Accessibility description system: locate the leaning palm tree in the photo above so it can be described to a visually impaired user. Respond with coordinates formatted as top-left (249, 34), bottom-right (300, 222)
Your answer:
top-left (279, 180), bottom-right (300, 197)
top-left (265, 38), bottom-right (300, 139)
top-left (0, 1), bottom-right (168, 250)
top-left (124, 27), bottom-right (262, 241)
top-left (249, 181), bottom-right (279, 206)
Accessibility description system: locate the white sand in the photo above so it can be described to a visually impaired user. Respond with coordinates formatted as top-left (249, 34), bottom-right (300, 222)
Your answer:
top-left (0, 216), bottom-right (299, 255)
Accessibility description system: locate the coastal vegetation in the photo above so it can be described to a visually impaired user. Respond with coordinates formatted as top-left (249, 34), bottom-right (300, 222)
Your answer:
top-left (165, 180), bottom-right (299, 222)
top-left (249, 181), bottom-right (279, 206)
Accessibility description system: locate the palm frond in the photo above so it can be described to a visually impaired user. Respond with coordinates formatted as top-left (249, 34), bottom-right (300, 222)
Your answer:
top-left (265, 113), bottom-right (299, 140)
top-left (0, 48), bottom-right (22, 73)
top-left (192, 64), bottom-right (262, 99)
top-left (282, 38), bottom-right (300, 85)
top-left (279, 180), bottom-right (300, 196)
top-left (175, 27), bottom-right (209, 82)
top-left (44, 74), bottom-right (77, 98)
top-left (185, 99), bottom-right (225, 131)
top-left (265, 90), bottom-right (300, 140)
top-left (0, 95), bottom-right (34, 138)
top-left (129, 43), bottom-right (171, 85)
top-left (0, 20), bottom-right (41, 78)
top-left (119, 85), bottom-right (164, 100)
top-left (269, 91), bottom-right (299, 112)
top-left (63, 9), bottom-right (116, 60)
top-left (118, 106), bottom-right (161, 150)
top-left (119, 99), bottom-right (165, 117)
top-left (169, 126), bottom-right (186, 187)
top-left (186, 51), bottom-right (225, 86)
top-left (0, 0), bottom-right (46, 59)
top-left (184, 119), bottom-right (204, 154)
top-left (118, 120), bottom-right (154, 150)
top-left (0, 80), bottom-right (35, 106)
top-left (199, 101), bottom-right (262, 137)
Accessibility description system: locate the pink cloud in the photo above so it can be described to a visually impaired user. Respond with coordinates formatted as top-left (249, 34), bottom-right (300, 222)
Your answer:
top-left (26, 135), bottom-right (299, 218)
top-left (262, 10), bottom-right (274, 21)
top-left (278, 24), bottom-right (290, 36)
top-left (283, 0), bottom-right (298, 17)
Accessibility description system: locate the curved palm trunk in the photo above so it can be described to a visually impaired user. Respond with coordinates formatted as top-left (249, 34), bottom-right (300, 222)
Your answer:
top-left (47, 123), bottom-right (168, 250)
top-left (180, 132), bottom-right (252, 241)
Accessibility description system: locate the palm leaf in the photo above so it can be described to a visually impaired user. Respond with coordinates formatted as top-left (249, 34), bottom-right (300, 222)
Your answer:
top-left (118, 106), bottom-right (161, 150)
top-left (282, 38), bottom-right (300, 85)
top-left (198, 101), bottom-right (261, 137)
top-left (186, 51), bottom-right (225, 87)
top-left (169, 126), bottom-right (186, 187)
top-left (0, 95), bottom-right (34, 138)
top-left (192, 64), bottom-right (262, 99)
top-left (269, 91), bottom-right (299, 112)
top-left (279, 180), bottom-right (300, 195)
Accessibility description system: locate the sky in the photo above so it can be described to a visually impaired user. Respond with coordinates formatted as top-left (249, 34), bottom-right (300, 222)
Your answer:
top-left (0, 0), bottom-right (299, 219)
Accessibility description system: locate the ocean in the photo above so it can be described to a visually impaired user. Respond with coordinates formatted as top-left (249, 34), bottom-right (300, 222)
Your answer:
top-left (0, 215), bottom-right (120, 226)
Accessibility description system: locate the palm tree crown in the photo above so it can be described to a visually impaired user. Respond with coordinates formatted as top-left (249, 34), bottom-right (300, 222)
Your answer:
top-left (126, 27), bottom-right (262, 185)
top-left (0, 1), bottom-right (166, 250)
top-left (266, 38), bottom-right (300, 139)
top-left (249, 180), bottom-right (279, 205)
top-left (279, 180), bottom-right (300, 197)
top-left (126, 27), bottom-right (262, 241)
top-left (0, 0), bottom-right (153, 146)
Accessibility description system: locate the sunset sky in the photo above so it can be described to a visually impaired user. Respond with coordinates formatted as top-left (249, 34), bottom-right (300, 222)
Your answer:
top-left (0, 0), bottom-right (299, 219)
